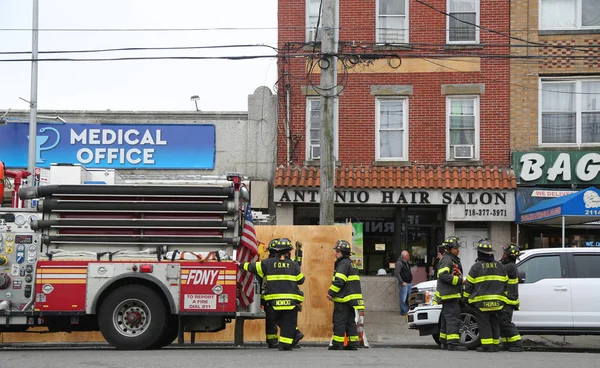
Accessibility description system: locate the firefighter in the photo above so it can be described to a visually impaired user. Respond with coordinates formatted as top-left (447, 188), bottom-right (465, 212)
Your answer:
top-left (327, 239), bottom-right (364, 351)
top-left (262, 238), bottom-right (280, 348)
top-left (238, 238), bottom-right (305, 351)
top-left (278, 238), bottom-right (305, 348)
top-left (431, 243), bottom-right (447, 280)
top-left (498, 243), bottom-right (523, 352)
top-left (464, 239), bottom-right (508, 353)
top-left (435, 235), bottom-right (467, 351)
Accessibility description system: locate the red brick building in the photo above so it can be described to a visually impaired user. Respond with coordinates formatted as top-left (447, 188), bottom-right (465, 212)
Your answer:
top-left (274, 0), bottom-right (516, 277)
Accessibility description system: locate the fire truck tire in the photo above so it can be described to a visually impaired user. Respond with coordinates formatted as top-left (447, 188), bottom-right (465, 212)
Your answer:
top-left (152, 316), bottom-right (179, 348)
top-left (98, 285), bottom-right (168, 350)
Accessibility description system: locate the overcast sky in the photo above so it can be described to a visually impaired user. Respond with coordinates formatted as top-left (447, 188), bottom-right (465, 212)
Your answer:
top-left (0, 0), bottom-right (278, 113)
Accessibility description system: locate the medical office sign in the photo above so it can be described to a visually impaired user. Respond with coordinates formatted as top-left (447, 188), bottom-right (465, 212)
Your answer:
top-left (0, 122), bottom-right (215, 169)
top-left (513, 151), bottom-right (600, 185)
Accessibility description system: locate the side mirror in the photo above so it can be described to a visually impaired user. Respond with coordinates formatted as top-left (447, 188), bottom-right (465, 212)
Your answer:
top-left (518, 271), bottom-right (526, 284)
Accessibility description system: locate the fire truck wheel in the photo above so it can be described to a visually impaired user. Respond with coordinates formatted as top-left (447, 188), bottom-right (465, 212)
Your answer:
top-left (152, 316), bottom-right (179, 348)
top-left (98, 285), bottom-right (168, 350)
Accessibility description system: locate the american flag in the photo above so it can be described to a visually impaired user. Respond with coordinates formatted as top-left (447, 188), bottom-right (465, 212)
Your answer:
top-left (236, 202), bottom-right (259, 308)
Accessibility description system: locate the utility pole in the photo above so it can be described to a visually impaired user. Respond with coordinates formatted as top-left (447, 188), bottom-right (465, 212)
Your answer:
top-left (27, 0), bottom-right (39, 204)
top-left (319, 0), bottom-right (336, 225)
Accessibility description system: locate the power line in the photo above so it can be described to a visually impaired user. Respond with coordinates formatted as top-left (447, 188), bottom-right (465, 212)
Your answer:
top-left (0, 55), bottom-right (277, 62)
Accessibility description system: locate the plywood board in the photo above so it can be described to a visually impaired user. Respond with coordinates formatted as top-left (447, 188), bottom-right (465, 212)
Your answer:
top-left (0, 224), bottom-right (352, 344)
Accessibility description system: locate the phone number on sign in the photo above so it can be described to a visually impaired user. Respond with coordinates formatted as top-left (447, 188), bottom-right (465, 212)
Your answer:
top-left (465, 209), bottom-right (507, 217)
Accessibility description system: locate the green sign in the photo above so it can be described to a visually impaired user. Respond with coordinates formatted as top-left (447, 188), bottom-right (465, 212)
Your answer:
top-left (352, 223), bottom-right (364, 270)
top-left (513, 151), bottom-right (600, 185)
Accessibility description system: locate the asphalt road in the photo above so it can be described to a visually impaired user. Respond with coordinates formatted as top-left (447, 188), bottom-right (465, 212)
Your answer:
top-left (1, 347), bottom-right (598, 368)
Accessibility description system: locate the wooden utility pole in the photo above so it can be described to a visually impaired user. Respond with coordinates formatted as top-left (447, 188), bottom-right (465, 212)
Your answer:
top-left (319, 0), bottom-right (336, 225)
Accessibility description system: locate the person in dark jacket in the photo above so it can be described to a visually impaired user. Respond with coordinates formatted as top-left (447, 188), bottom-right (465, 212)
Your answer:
top-left (238, 238), bottom-right (305, 351)
top-left (435, 235), bottom-right (467, 351)
top-left (328, 239), bottom-right (364, 351)
top-left (498, 243), bottom-right (523, 352)
top-left (464, 239), bottom-right (508, 353)
top-left (394, 250), bottom-right (413, 316)
top-left (431, 244), bottom-right (447, 280)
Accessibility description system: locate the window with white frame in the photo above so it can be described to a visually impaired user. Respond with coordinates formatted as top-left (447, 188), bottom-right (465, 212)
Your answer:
top-left (306, 97), bottom-right (338, 160)
top-left (376, 98), bottom-right (408, 160)
top-left (307, 0), bottom-right (323, 42)
top-left (447, 97), bottom-right (479, 160)
top-left (540, 0), bottom-right (600, 29)
top-left (540, 79), bottom-right (600, 145)
top-left (377, 0), bottom-right (408, 44)
top-left (447, 0), bottom-right (479, 43)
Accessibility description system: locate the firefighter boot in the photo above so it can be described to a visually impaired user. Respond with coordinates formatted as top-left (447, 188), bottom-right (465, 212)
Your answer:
top-left (292, 330), bottom-right (305, 349)
top-left (440, 343), bottom-right (448, 350)
top-left (447, 343), bottom-right (468, 351)
top-left (508, 342), bottom-right (524, 352)
top-left (476, 346), bottom-right (497, 353)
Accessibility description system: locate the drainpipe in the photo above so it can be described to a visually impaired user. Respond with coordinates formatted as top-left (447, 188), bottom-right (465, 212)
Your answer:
top-left (285, 83), bottom-right (291, 164)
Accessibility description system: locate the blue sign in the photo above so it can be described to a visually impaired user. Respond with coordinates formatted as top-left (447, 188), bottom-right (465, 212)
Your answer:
top-left (0, 122), bottom-right (215, 169)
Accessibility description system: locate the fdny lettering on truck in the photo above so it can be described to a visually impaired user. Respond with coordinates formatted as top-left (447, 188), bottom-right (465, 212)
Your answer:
top-left (181, 268), bottom-right (237, 286)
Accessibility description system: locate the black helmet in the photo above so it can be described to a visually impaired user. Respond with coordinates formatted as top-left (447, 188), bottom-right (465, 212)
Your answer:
top-left (268, 238), bottom-right (280, 252)
top-left (477, 239), bottom-right (494, 255)
top-left (503, 243), bottom-right (520, 259)
top-left (333, 239), bottom-right (352, 253)
top-left (443, 235), bottom-right (460, 249)
top-left (275, 237), bottom-right (293, 252)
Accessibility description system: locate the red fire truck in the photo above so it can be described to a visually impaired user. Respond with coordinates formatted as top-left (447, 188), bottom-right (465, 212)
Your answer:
top-left (0, 168), bottom-right (263, 350)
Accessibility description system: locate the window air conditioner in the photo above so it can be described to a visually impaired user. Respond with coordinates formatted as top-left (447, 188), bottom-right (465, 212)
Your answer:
top-left (310, 145), bottom-right (321, 159)
top-left (453, 145), bottom-right (474, 159)
top-left (308, 28), bottom-right (322, 43)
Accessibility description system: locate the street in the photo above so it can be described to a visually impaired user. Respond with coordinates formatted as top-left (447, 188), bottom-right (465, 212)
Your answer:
top-left (1, 346), bottom-right (599, 368)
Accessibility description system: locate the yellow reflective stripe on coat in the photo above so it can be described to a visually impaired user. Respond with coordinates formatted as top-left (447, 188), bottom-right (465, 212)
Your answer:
top-left (256, 262), bottom-right (264, 277)
top-left (329, 284), bottom-right (341, 293)
top-left (353, 305), bottom-right (365, 310)
top-left (508, 278), bottom-right (519, 285)
top-left (263, 293), bottom-right (304, 302)
top-left (467, 275), bottom-right (508, 283)
top-left (297, 273), bottom-right (305, 281)
top-left (505, 299), bottom-right (519, 305)
top-left (463, 292), bottom-right (470, 298)
top-left (435, 291), bottom-right (461, 300)
top-left (468, 294), bottom-right (508, 303)
top-left (266, 275), bottom-right (298, 281)
top-left (332, 293), bottom-right (363, 303)
top-left (437, 267), bottom-right (450, 277)
top-left (273, 305), bottom-right (297, 310)
top-left (348, 275), bottom-right (360, 281)
top-left (335, 272), bottom-right (348, 282)
top-left (480, 306), bottom-right (503, 311)
top-left (452, 276), bottom-right (459, 285)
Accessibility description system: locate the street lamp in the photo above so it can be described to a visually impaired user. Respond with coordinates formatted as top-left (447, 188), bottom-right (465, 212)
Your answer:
top-left (190, 95), bottom-right (200, 111)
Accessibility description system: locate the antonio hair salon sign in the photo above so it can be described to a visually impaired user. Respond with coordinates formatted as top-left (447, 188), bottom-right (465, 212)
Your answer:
top-left (274, 188), bottom-right (515, 221)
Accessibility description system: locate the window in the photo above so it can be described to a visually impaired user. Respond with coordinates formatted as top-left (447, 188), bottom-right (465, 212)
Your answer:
top-left (446, 97), bottom-right (479, 160)
top-left (517, 255), bottom-right (562, 284)
top-left (540, 0), bottom-right (600, 29)
top-left (573, 254), bottom-right (600, 278)
top-left (307, 0), bottom-right (323, 42)
top-left (306, 97), bottom-right (338, 161)
top-left (377, 0), bottom-right (408, 44)
top-left (376, 98), bottom-right (408, 160)
top-left (540, 79), bottom-right (600, 145)
top-left (447, 0), bottom-right (479, 43)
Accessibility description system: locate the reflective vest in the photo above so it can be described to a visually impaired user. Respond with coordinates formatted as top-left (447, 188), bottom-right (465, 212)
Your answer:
top-left (463, 259), bottom-right (508, 312)
top-left (244, 256), bottom-right (305, 310)
top-left (328, 256), bottom-right (364, 310)
top-left (435, 253), bottom-right (463, 303)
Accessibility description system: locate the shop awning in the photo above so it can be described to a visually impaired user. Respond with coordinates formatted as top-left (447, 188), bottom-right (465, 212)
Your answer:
top-left (518, 187), bottom-right (600, 226)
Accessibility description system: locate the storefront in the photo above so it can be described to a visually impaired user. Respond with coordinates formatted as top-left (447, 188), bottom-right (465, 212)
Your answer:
top-left (275, 182), bottom-right (515, 281)
top-left (513, 151), bottom-right (600, 249)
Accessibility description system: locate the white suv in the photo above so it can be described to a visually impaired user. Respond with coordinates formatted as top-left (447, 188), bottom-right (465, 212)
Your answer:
top-left (407, 248), bottom-right (600, 349)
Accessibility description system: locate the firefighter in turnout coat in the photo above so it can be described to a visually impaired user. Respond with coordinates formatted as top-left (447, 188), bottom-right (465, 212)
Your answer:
top-left (435, 236), bottom-right (468, 351)
top-left (239, 238), bottom-right (305, 351)
top-left (498, 243), bottom-right (523, 352)
top-left (464, 239), bottom-right (508, 353)
top-left (328, 240), bottom-right (365, 351)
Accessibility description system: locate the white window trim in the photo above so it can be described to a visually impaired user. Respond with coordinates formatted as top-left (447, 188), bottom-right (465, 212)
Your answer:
top-left (446, 0), bottom-right (480, 44)
top-left (375, 0), bottom-right (410, 44)
top-left (539, 0), bottom-right (600, 30)
top-left (306, 0), bottom-right (339, 43)
top-left (446, 96), bottom-right (480, 161)
top-left (538, 77), bottom-right (600, 147)
top-left (375, 97), bottom-right (409, 161)
top-left (305, 97), bottom-right (339, 161)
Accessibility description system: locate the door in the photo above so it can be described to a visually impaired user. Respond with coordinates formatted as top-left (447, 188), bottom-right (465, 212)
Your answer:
top-left (513, 253), bottom-right (573, 328)
top-left (454, 229), bottom-right (488, 274)
top-left (569, 253), bottom-right (600, 328)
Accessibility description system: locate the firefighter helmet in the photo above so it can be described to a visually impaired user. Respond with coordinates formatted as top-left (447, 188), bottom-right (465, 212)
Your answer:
top-left (333, 239), bottom-right (352, 253)
top-left (477, 239), bottom-right (494, 255)
top-left (503, 243), bottom-right (520, 259)
top-left (274, 237), bottom-right (293, 252)
top-left (443, 235), bottom-right (460, 249)
top-left (268, 238), bottom-right (280, 252)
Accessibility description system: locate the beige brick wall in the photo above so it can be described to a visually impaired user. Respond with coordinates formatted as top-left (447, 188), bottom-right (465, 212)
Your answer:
top-left (510, 0), bottom-right (600, 152)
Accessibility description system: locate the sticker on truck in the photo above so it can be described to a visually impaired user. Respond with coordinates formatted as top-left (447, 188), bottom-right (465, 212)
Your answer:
top-left (184, 294), bottom-right (217, 310)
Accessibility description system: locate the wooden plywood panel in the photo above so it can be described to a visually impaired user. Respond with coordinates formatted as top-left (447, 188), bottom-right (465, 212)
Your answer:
top-left (0, 224), bottom-right (352, 344)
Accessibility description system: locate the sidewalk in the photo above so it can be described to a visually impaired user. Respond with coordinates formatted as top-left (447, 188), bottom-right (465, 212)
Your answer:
top-left (363, 311), bottom-right (600, 350)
